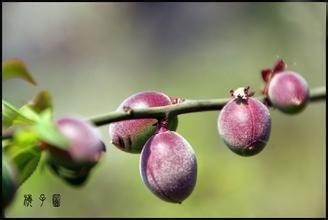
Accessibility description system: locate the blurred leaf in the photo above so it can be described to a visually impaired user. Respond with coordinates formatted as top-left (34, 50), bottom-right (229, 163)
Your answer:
top-left (14, 105), bottom-right (41, 125)
top-left (62, 173), bottom-right (89, 186)
top-left (2, 100), bottom-right (34, 127)
top-left (2, 156), bottom-right (18, 207)
top-left (4, 143), bottom-right (41, 186)
top-left (36, 109), bottom-right (69, 149)
top-left (3, 128), bottom-right (40, 185)
top-left (2, 139), bottom-right (13, 149)
top-left (2, 59), bottom-right (37, 85)
top-left (13, 128), bottom-right (39, 146)
top-left (38, 152), bottom-right (48, 174)
top-left (27, 90), bottom-right (53, 113)
top-left (47, 158), bottom-right (90, 187)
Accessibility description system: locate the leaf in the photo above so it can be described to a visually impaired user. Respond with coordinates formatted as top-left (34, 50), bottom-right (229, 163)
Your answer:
top-left (2, 156), bottom-right (18, 207)
top-left (2, 59), bottom-right (37, 85)
top-left (38, 152), bottom-right (48, 174)
top-left (2, 139), bottom-right (12, 149)
top-left (61, 173), bottom-right (89, 186)
top-left (27, 90), bottom-right (53, 113)
top-left (2, 101), bottom-right (19, 127)
top-left (47, 159), bottom-right (90, 187)
top-left (13, 128), bottom-right (39, 146)
top-left (4, 143), bottom-right (41, 186)
top-left (2, 100), bottom-right (34, 127)
top-left (15, 105), bottom-right (41, 124)
top-left (36, 110), bottom-right (69, 149)
top-left (3, 128), bottom-right (41, 185)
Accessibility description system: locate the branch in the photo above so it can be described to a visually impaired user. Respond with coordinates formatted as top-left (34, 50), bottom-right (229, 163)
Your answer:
top-left (2, 86), bottom-right (326, 140)
top-left (90, 86), bottom-right (326, 126)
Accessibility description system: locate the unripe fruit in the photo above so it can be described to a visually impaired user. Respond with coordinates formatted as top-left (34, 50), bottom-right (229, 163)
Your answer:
top-left (46, 117), bottom-right (105, 185)
top-left (109, 91), bottom-right (178, 153)
top-left (140, 128), bottom-right (197, 203)
top-left (218, 87), bottom-right (271, 156)
top-left (2, 157), bottom-right (18, 208)
top-left (268, 71), bottom-right (309, 114)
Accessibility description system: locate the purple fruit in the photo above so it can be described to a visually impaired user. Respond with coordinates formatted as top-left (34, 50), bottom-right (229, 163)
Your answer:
top-left (268, 71), bottom-right (309, 114)
top-left (47, 117), bottom-right (105, 169)
top-left (218, 87), bottom-right (271, 156)
top-left (140, 129), bottom-right (197, 203)
top-left (261, 59), bottom-right (310, 114)
top-left (109, 91), bottom-right (178, 153)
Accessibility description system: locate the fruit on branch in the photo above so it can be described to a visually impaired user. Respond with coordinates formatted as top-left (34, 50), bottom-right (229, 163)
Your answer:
top-left (140, 123), bottom-right (197, 203)
top-left (46, 117), bottom-right (105, 186)
top-left (48, 117), bottom-right (105, 167)
top-left (268, 72), bottom-right (309, 114)
top-left (2, 157), bottom-right (18, 208)
top-left (218, 87), bottom-right (271, 156)
top-left (261, 59), bottom-right (310, 114)
top-left (109, 91), bottom-right (178, 153)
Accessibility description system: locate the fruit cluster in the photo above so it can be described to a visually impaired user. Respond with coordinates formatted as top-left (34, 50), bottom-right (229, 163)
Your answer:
top-left (109, 91), bottom-right (197, 203)
top-left (2, 59), bottom-right (311, 207)
top-left (107, 59), bottom-right (310, 203)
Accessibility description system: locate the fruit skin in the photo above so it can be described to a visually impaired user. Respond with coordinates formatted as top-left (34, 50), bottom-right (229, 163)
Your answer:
top-left (218, 97), bottom-right (271, 156)
top-left (2, 157), bottom-right (18, 208)
top-left (268, 71), bottom-right (310, 114)
top-left (109, 91), bottom-right (178, 154)
top-left (49, 117), bottom-right (105, 166)
top-left (46, 117), bottom-right (105, 186)
top-left (140, 130), bottom-right (197, 203)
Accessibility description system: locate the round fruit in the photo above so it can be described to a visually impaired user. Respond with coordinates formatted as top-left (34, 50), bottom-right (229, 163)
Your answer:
top-left (268, 71), bottom-right (309, 114)
top-left (109, 91), bottom-right (178, 153)
top-left (140, 129), bottom-right (197, 203)
top-left (46, 117), bottom-right (105, 185)
top-left (218, 87), bottom-right (271, 156)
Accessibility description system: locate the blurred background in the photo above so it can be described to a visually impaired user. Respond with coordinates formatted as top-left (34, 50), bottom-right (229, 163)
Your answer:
top-left (2, 2), bottom-right (326, 217)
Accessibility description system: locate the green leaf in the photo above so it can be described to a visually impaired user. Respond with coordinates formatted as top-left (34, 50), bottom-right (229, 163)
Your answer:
top-left (38, 152), bottom-right (48, 174)
top-left (13, 128), bottom-right (39, 146)
top-left (47, 159), bottom-right (90, 187)
top-left (15, 105), bottom-right (41, 124)
top-left (4, 143), bottom-right (41, 186)
top-left (4, 128), bottom-right (41, 185)
top-left (2, 100), bottom-right (34, 127)
top-left (2, 139), bottom-right (13, 149)
top-left (2, 59), bottom-right (37, 85)
top-left (27, 90), bottom-right (53, 113)
top-left (36, 110), bottom-right (69, 149)
top-left (2, 100), bottom-right (20, 126)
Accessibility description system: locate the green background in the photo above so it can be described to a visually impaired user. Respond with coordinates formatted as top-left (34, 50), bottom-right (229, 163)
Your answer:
top-left (2, 2), bottom-right (326, 217)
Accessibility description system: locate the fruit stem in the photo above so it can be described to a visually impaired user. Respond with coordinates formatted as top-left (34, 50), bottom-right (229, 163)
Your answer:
top-left (156, 117), bottom-right (169, 133)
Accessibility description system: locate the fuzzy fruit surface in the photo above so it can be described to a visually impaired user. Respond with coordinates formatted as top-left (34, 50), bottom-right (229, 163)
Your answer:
top-left (218, 97), bottom-right (271, 156)
top-left (109, 91), bottom-right (178, 153)
top-left (2, 158), bottom-right (17, 208)
top-left (268, 71), bottom-right (309, 114)
top-left (47, 117), bottom-right (105, 170)
top-left (140, 130), bottom-right (197, 203)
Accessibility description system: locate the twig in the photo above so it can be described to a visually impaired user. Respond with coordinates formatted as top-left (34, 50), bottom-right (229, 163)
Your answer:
top-left (90, 86), bottom-right (326, 126)
top-left (2, 86), bottom-right (326, 139)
